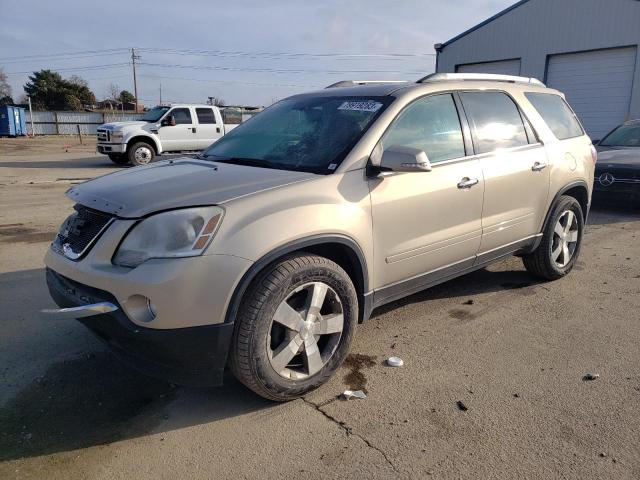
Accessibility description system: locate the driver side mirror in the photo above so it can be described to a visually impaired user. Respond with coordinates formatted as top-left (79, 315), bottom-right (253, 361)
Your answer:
top-left (592, 139), bottom-right (600, 145)
top-left (161, 115), bottom-right (176, 127)
top-left (378, 145), bottom-right (432, 173)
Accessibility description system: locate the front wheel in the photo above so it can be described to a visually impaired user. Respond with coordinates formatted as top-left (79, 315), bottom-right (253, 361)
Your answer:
top-left (522, 195), bottom-right (584, 280)
top-left (229, 254), bottom-right (358, 401)
top-left (127, 142), bottom-right (155, 166)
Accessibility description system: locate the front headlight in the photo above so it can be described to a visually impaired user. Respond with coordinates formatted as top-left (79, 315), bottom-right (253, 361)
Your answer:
top-left (111, 131), bottom-right (124, 140)
top-left (113, 206), bottom-right (223, 268)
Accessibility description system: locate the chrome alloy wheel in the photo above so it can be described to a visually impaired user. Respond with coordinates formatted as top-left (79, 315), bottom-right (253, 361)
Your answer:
top-left (552, 210), bottom-right (579, 268)
top-left (267, 282), bottom-right (344, 380)
top-left (134, 145), bottom-right (153, 164)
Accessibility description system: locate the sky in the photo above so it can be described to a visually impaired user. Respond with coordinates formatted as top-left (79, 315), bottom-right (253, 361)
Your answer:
top-left (0, 0), bottom-right (515, 108)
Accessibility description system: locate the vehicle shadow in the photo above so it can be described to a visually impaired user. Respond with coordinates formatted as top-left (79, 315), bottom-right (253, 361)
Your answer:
top-left (0, 157), bottom-right (121, 169)
top-left (0, 268), bottom-right (271, 462)
top-left (588, 204), bottom-right (640, 226)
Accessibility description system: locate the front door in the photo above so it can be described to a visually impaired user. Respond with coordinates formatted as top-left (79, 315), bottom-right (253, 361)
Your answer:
top-left (158, 107), bottom-right (196, 151)
top-left (457, 91), bottom-right (550, 256)
top-left (368, 93), bottom-right (484, 302)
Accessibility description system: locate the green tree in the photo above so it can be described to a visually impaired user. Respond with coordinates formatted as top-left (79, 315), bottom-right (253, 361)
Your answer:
top-left (119, 90), bottom-right (135, 104)
top-left (23, 70), bottom-right (95, 111)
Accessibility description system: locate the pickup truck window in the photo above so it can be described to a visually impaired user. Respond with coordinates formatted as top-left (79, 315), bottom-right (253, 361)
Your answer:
top-left (200, 96), bottom-right (391, 174)
top-left (171, 108), bottom-right (192, 125)
top-left (141, 106), bottom-right (170, 122)
top-left (196, 108), bottom-right (217, 124)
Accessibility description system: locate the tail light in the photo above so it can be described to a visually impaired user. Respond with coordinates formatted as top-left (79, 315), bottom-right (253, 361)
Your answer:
top-left (590, 144), bottom-right (597, 164)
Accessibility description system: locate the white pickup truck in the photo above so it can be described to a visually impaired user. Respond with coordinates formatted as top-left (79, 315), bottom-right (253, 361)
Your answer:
top-left (96, 104), bottom-right (238, 166)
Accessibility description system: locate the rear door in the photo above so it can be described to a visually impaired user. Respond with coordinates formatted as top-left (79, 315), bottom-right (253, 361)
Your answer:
top-left (194, 107), bottom-right (223, 149)
top-left (157, 107), bottom-right (196, 151)
top-left (369, 93), bottom-right (484, 301)
top-left (458, 91), bottom-right (550, 259)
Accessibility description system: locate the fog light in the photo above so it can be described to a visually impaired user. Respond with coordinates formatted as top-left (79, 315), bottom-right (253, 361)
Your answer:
top-left (124, 295), bottom-right (156, 323)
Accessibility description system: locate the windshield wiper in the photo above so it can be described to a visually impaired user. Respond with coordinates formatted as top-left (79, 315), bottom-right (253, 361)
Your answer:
top-left (215, 157), bottom-right (277, 169)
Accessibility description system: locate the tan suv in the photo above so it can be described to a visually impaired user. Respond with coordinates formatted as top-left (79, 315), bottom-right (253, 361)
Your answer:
top-left (44, 73), bottom-right (595, 400)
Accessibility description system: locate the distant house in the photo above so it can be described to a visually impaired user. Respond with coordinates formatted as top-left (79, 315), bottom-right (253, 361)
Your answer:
top-left (434, 0), bottom-right (640, 139)
top-left (96, 99), bottom-right (144, 112)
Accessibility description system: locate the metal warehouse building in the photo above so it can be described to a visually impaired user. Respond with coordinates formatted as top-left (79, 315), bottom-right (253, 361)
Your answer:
top-left (434, 0), bottom-right (640, 139)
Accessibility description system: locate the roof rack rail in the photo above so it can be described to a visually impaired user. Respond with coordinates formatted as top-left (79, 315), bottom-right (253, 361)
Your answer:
top-left (417, 73), bottom-right (545, 86)
top-left (325, 80), bottom-right (408, 89)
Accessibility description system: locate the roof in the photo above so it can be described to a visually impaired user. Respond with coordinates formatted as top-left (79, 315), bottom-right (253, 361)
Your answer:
top-left (439, 0), bottom-right (530, 49)
top-left (296, 83), bottom-right (412, 98)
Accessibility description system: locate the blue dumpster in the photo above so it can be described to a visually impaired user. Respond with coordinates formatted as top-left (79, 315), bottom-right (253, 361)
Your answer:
top-left (0, 105), bottom-right (28, 136)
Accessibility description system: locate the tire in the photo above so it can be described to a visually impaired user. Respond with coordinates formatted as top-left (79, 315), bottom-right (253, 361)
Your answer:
top-left (229, 253), bottom-right (358, 401)
top-left (522, 195), bottom-right (584, 280)
top-left (127, 141), bottom-right (155, 166)
top-left (108, 153), bottom-right (128, 165)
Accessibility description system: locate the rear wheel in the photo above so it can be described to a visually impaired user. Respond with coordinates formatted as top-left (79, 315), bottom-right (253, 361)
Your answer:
top-left (108, 153), bottom-right (128, 165)
top-left (523, 195), bottom-right (584, 280)
top-left (229, 254), bottom-right (358, 401)
top-left (127, 142), bottom-right (155, 166)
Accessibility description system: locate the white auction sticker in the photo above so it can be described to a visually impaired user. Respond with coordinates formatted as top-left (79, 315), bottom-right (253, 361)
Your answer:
top-left (338, 100), bottom-right (383, 112)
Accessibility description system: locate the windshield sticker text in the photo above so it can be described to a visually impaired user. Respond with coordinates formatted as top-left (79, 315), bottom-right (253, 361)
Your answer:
top-left (338, 101), bottom-right (383, 112)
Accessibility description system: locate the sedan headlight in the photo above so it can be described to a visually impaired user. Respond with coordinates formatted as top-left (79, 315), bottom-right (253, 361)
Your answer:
top-left (113, 206), bottom-right (223, 268)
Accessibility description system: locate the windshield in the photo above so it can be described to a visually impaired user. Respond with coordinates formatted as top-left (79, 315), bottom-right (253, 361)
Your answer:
top-left (200, 95), bottom-right (390, 173)
top-left (600, 123), bottom-right (640, 147)
top-left (141, 106), bottom-right (170, 123)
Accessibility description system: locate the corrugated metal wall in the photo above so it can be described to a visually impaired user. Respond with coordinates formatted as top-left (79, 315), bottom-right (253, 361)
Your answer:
top-left (436, 0), bottom-right (640, 130)
top-left (27, 111), bottom-right (144, 135)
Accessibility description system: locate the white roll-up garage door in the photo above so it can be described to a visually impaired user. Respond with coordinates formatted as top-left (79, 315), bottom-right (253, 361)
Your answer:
top-left (456, 59), bottom-right (522, 76)
top-left (546, 47), bottom-right (637, 139)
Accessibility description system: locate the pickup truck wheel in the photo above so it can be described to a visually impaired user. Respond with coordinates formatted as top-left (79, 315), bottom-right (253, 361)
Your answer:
top-left (522, 195), bottom-right (584, 280)
top-left (229, 254), bottom-right (358, 401)
top-left (127, 142), bottom-right (155, 166)
top-left (107, 153), bottom-right (128, 165)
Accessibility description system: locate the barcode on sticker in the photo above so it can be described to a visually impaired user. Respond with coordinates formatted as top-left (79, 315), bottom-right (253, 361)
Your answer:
top-left (338, 101), bottom-right (382, 112)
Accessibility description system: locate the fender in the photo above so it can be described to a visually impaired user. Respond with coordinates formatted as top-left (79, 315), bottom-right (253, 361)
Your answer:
top-left (527, 180), bottom-right (590, 253)
top-left (223, 234), bottom-right (371, 324)
top-left (125, 134), bottom-right (162, 154)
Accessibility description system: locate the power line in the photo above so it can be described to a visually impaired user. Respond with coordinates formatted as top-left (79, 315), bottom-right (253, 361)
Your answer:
top-left (4, 63), bottom-right (130, 76)
top-left (139, 74), bottom-right (320, 89)
top-left (0, 48), bottom-right (129, 63)
top-left (139, 62), bottom-right (425, 76)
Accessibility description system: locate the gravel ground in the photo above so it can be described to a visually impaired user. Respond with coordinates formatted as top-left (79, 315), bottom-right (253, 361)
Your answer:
top-left (1, 137), bottom-right (639, 479)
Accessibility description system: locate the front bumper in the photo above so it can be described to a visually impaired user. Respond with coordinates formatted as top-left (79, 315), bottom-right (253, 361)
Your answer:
top-left (97, 143), bottom-right (126, 154)
top-left (46, 268), bottom-right (234, 386)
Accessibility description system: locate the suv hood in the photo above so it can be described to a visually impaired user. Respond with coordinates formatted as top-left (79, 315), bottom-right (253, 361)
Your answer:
top-left (67, 158), bottom-right (316, 217)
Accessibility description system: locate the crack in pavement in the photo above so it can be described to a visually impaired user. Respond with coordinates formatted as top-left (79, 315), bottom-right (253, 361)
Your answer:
top-left (301, 397), bottom-right (402, 476)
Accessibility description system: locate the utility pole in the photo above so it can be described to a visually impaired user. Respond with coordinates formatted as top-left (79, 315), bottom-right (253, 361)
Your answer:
top-left (27, 96), bottom-right (34, 136)
top-left (159, 82), bottom-right (162, 105)
top-left (131, 48), bottom-right (141, 113)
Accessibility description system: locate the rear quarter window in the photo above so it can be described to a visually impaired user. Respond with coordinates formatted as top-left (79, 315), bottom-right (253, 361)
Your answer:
top-left (525, 92), bottom-right (584, 140)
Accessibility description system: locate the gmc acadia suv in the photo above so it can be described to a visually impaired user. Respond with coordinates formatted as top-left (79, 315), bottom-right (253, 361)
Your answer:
top-left (44, 73), bottom-right (595, 401)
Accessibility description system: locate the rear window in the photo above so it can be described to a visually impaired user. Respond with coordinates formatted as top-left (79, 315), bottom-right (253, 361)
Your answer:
top-left (525, 93), bottom-right (584, 140)
top-left (459, 91), bottom-right (530, 154)
top-left (196, 108), bottom-right (216, 124)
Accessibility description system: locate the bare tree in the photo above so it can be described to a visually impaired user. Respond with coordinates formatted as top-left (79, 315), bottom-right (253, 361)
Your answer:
top-left (107, 83), bottom-right (120, 101)
top-left (0, 67), bottom-right (13, 103)
top-left (207, 96), bottom-right (226, 107)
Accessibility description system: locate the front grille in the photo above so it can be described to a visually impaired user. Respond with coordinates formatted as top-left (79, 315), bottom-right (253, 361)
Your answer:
top-left (53, 205), bottom-right (114, 260)
top-left (96, 129), bottom-right (109, 142)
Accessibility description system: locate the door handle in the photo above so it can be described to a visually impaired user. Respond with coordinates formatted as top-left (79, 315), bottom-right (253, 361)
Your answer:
top-left (457, 177), bottom-right (479, 189)
top-left (190, 127), bottom-right (197, 133)
top-left (531, 161), bottom-right (547, 171)
top-left (216, 127), bottom-right (221, 133)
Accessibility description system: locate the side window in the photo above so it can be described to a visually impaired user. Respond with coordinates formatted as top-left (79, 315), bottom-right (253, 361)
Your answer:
top-left (171, 108), bottom-right (192, 125)
top-left (196, 108), bottom-right (217, 124)
top-left (525, 92), bottom-right (584, 140)
top-left (381, 94), bottom-right (465, 163)
top-left (459, 91), bottom-right (529, 154)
